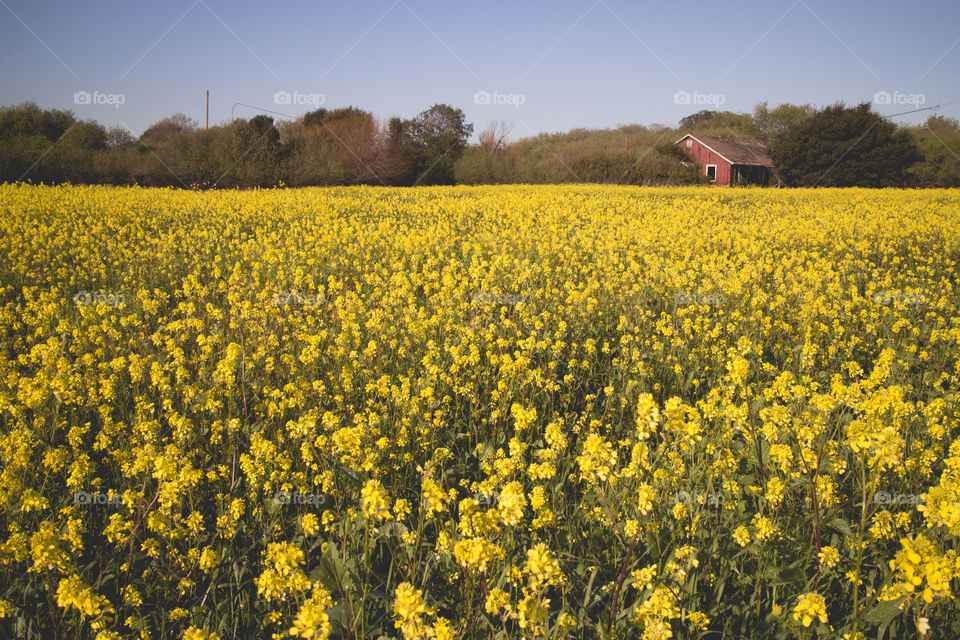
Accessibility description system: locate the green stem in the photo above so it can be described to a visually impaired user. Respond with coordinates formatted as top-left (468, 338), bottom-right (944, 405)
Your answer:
top-left (359, 521), bottom-right (371, 640)
top-left (851, 464), bottom-right (870, 635)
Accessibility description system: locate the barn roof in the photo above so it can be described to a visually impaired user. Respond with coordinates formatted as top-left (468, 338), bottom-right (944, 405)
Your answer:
top-left (676, 134), bottom-right (773, 167)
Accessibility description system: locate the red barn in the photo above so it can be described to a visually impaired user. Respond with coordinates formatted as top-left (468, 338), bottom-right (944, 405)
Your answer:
top-left (676, 134), bottom-right (774, 186)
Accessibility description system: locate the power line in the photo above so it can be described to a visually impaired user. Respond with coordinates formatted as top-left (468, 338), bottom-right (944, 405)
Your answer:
top-left (230, 102), bottom-right (299, 121)
top-left (878, 99), bottom-right (960, 120)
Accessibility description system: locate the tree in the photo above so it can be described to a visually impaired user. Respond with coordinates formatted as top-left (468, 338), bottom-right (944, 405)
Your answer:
top-left (0, 102), bottom-right (78, 182)
top-left (752, 102), bottom-right (815, 145)
top-left (211, 115), bottom-right (284, 187)
top-left (454, 121), bottom-right (516, 185)
top-left (285, 109), bottom-right (411, 186)
top-left (302, 106), bottom-right (369, 130)
top-left (907, 116), bottom-right (960, 187)
top-left (770, 102), bottom-right (921, 187)
top-left (140, 113), bottom-right (197, 148)
top-left (302, 108), bottom-right (328, 129)
top-left (60, 121), bottom-right (108, 151)
top-left (396, 104), bottom-right (473, 185)
top-left (679, 110), bottom-right (718, 130)
top-left (0, 103), bottom-right (119, 183)
top-left (478, 121), bottom-right (513, 153)
top-left (105, 126), bottom-right (135, 148)
top-left (678, 110), bottom-right (755, 136)
top-left (0, 102), bottom-right (75, 141)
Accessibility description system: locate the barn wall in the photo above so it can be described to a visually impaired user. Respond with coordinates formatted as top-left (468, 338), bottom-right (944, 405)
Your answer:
top-left (679, 137), bottom-right (732, 185)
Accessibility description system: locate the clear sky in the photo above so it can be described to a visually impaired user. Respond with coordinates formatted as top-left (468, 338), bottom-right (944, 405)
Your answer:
top-left (2, 0), bottom-right (958, 138)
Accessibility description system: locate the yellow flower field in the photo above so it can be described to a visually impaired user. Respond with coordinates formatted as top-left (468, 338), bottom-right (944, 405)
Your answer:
top-left (1, 183), bottom-right (959, 639)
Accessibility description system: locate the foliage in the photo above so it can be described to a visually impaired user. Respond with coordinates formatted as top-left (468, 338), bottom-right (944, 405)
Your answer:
top-left (1, 101), bottom-right (958, 188)
top-left (770, 102), bottom-right (922, 187)
top-left (752, 102), bottom-right (816, 146)
top-left (394, 104), bottom-right (474, 185)
top-left (454, 124), bottom-right (703, 186)
top-left (678, 109), bottom-right (756, 136)
top-left (906, 116), bottom-right (960, 188)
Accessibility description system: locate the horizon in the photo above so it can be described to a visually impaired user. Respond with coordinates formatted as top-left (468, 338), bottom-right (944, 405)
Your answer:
top-left (2, 0), bottom-right (959, 140)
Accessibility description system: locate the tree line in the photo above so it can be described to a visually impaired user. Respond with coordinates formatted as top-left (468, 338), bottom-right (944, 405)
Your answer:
top-left (0, 102), bottom-right (473, 188)
top-left (1, 100), bottom-right (958, 188)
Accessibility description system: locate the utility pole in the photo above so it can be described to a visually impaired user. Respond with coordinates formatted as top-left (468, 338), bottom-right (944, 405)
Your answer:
top-left (205, 90), bottom-right (209, 129)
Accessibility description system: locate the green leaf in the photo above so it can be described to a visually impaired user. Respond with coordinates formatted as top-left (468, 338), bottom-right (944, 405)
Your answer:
top-left (826, 517), bottom-right (853, 537)
top-left (581, 565), bottom-right (599, 614)
top-left (862, 597), bottom-right (904, 627)
top-left (765, 563), bottom-right (804, 587)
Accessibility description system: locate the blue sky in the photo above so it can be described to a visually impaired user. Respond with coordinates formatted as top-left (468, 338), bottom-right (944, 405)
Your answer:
top-left (1, 0), bottom-right (958, 138)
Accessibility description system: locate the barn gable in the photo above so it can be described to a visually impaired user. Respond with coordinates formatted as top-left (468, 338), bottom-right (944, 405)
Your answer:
top-left (676, 134), bottom-right (774, 186)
